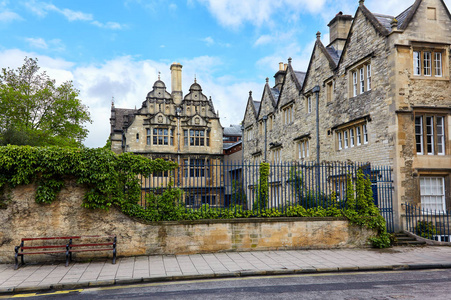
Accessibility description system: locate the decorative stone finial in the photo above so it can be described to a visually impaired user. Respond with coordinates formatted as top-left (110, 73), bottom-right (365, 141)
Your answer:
top-left (249, 91), bottom-right (252, 97)
top-left (359, 0), bottom-right (364, 6)
top-left (288, 57), bottom-right (292, 65)
top-left (158, 71), bottom-right (160, 80)
top-left (316, 31), bottom-right (321, 40)
top-left (266, 77), bottom-right (269, 83)
top-left (111, 96), bottom-right (115, 107)
top-left (194, 74), bottom-right (197, 83)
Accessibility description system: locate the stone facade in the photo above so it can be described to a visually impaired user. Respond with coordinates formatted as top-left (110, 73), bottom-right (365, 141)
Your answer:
top-left (0, 182), bottom-right (374, 263)
top-left (110, 63), bottom-right (224, 206)
top-left (242, 0), bottom-right (451, 230)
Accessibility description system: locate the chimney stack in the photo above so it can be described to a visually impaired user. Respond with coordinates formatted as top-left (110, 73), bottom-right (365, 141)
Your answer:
top-left (327, 12), bottom-right (353, 51)
top-left (274, 62), bottom-right (287, 91)
top-left (170, 63), bottom-right (183, 104)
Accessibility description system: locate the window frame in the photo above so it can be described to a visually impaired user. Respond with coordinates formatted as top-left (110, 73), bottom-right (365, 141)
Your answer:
top-left (420, 176), bottom-right (446, 212)
top-left (413, 48), bottom-right (445, 78)
top-left (415, 114), bottom-right (446, 156)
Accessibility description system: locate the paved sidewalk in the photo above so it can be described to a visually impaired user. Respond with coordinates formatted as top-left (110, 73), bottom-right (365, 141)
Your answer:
top-left (1, 246), bottom-right (451, 294)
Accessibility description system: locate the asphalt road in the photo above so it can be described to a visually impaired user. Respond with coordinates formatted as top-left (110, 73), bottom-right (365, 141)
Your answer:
top-left (5, 269), bottom-right (451, 300)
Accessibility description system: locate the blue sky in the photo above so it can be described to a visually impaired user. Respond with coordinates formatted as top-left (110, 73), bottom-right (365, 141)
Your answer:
top-left (1, 0), bottom-right (450, 148)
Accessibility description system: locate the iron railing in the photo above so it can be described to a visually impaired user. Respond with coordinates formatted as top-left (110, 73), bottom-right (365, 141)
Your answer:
top-left (404, 203), bottom-right (451, 241)
top-left (137, 161), bottom-right (394, 230)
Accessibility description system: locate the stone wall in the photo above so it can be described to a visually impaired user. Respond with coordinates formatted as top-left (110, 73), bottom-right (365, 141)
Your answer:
top-left (0, 181), bottom-right (374, 263)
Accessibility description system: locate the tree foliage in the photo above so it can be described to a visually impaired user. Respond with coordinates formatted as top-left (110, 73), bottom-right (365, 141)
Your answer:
top-left (0, 57), bottom-right (91, 147)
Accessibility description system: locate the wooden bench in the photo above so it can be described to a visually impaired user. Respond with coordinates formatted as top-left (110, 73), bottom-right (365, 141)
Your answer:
top-left (14, 235), bottom-right (117, 270)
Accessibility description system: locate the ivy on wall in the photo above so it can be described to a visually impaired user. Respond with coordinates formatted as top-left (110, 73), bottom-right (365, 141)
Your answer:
top-left (0, 146), bottom-right (392, 248)
top-left (0, 145), bottom-right (177, 209)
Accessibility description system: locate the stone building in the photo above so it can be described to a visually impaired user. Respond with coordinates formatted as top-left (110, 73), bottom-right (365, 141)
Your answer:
top-left (242, 0), bottom-right (451, 230)
top-left (110, 63), bottom-right (224, 206)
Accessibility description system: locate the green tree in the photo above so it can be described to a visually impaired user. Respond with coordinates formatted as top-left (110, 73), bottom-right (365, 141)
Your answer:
top-left (0, 57), bottom-right (91, 147)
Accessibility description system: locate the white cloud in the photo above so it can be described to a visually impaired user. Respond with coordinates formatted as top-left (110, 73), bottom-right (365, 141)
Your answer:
top-left (195, 0), bottom-right (326, 28)
top-left (202, 36), bottom-right (215, 46)
top-left (91, 21), bottom-right (124, 30)
top-left (169, 3), bottom-right (177, 10)
top-left (0, 10), bottom-right (22, 22)
top-left (25, 37), bottom-right (48, 49)
top-left (254, 35), bottom-right (273, 47)
top-left (23, 1), bottom-right (124, 29)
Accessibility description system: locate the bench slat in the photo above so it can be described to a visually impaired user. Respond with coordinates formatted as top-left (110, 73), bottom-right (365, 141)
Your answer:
top-left (70, 243), bottom-right (113, 248)
top-left (17, 250), bottom-right (67, 255)
top-left (70, 248), bottom-right (114, 253)
top-left (21, 245), bottom-right (67, 250)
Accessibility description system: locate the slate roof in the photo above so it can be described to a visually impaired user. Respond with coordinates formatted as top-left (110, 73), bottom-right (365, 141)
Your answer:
top-left (223, 140), bottom-right (242, 150)
top-left (326, 46), bottom-right (341, 65)
top-left (112, 108), bottom-right (138, 131)
top-left (253, 101), bottom-right (261, 113)
top-left (224, 124), bottom-right (242, 136)
top-left (373, 13), bottom-right (395, 32)
top-left (294, 71), bottom-right (306, 87)
top-left (396, 5), bottom-right (412, 28)
top-left (270, 88), bottom-right (280, 102)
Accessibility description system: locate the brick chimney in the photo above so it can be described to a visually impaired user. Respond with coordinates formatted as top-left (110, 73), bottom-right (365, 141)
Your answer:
top-left (327, 12), bottom-right (353, 51)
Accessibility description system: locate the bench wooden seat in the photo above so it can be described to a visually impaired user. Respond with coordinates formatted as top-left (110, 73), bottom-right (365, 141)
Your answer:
top-left (15, 235), bottom-right (116, 269)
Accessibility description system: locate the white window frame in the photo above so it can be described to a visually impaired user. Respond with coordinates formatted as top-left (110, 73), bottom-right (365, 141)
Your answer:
top-left (363, 124), bottom-right (368, 144)
top-left (435, 52), bottom-right (442, 77)
top-left (352, 71), bottom-right (358, 97)
top-left (415, 116), bottom-right (424, 155)
top-left (413, 51), bottom-right (421, 75)
top-left (437, 116), bottom-right (445, 155)
top-left (367, 65), bottom-right (372, 91)
top-left (356, 126), bottom-right (362, 146)
top-left (350, 128), bottom-right (355, 147)
top-left (423, 51), bottom-right (432, 76)
top-left (338, 132), bottom-right (342, 150)
top-left (344, 130), bottom-right (349, 149)
top-left (426, 116), bottom-right (435, 155)
top-left (359, 68), bottom-right (365, 94)
top-left (420, 177), bottom-right (446, 212)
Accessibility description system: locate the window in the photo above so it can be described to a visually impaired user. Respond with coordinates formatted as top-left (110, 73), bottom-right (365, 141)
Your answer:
top-left (336, 123), bottom-right (369, 150)
top-left (153, 128), bottom-right (173, 145)
top-left (420, 177), bottom-right (445, 211)
top-left (356, 126), bottom-right (362, 146)
top-left (363, 124), bottom-right (368, 144)
top-left (246, 127), bottom-right (254, 141)
top-left (297, 140), bottom-right (309, 160)
top-left (136, 133), bottom-right (139, 143)
top-left (344, 130), bottom-right (349, 149)
top-left (307, 96), bottom-right (312, 113)
top-left (146, 129), bottom-right (151, 145)
top-left (283, 105), bottom-right (294, 124)
top-left (413, 49), bottom-right (444, 77)
top-left (415, 115), bottom-right (445, 155)
top-left (184, 159), bottom-right (209, 178)
top-left (259, 121), bottom-right (263, 135)
top-left (184, 129), bottom-right (209, 146)
top-left (350, 62), bottom-right (371, 97)
top-left (190, 130), bottom-right (204, 146)
top-left (326, 80), bottom-right (334, 102)
top-left (359, 68), bottom-right (365, 94)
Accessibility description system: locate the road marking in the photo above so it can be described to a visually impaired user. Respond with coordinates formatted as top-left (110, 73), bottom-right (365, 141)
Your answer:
top-left (0, 289), bottom-right (83, 299)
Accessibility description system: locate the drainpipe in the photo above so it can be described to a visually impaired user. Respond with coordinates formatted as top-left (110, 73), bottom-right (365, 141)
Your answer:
top-left (312, 85), bottom-right (321, 202)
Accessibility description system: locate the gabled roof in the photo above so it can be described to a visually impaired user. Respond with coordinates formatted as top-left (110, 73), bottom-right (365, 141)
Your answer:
top-left (224, 124), bottom-right (242, 136)
top-left (373, 13), bottom-right (395, 32)
top-left (243, 91), bottom-right (259, 124)
top-left (359, 4), bottom-right (390, 36)
top-left (257, 82), bottom-right (279, 119)
top-left (301, 34), bottom-right (337, 94)
top-left (398, 0), bottom-right (451, 31)
top-left (294, 71), bottom-right (306, 87)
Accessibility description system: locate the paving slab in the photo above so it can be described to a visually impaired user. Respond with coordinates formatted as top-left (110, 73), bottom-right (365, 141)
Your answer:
top-left (1, 246), bottom-right (451, 295)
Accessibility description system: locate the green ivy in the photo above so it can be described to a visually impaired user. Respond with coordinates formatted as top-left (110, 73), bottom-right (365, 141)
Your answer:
top-left (0, 145), bottom-right (177, 210)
